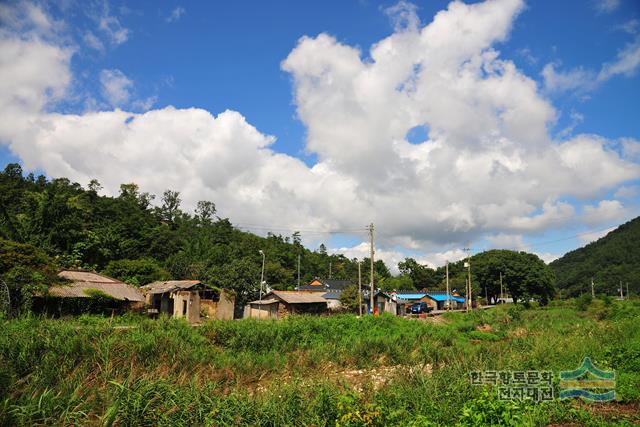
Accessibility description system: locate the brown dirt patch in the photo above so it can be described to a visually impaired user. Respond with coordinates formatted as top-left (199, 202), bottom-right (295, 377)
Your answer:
top-left (509, 327), bottom-right (528, 338)
top-left (581, 401), bottom-right (640, 418)
top-left (250, 363), bottom-right (433, 395)
top-left (337, 363), bottom-right (433, 392)
top-left (476, 323), bottom-right (493, 332)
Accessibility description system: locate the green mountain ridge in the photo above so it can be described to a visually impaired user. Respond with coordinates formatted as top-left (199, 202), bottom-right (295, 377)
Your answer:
top-left (550, 216), bottom-right (640, 297)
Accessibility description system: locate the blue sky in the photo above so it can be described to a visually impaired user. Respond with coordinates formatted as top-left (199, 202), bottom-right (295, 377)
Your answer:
top-left (1, 0), bottom-right (639, 271)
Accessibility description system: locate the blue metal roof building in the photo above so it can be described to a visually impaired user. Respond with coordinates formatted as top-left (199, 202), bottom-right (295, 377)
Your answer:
top-left (394, 292), bottom-right (427, 300)
top-left (426, 294), bottom-right (465, 304)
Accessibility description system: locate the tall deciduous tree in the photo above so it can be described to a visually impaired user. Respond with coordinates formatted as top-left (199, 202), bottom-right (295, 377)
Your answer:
top-left (159, 190), bottom-right (181, 226)
top-left (471, 250), bottom-right (555, 305)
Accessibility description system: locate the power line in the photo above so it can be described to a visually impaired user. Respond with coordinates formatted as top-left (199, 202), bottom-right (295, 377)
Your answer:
top-left (507, 224), bottom-right (616, 251)
top-left (234, 223), bottom-right (368, 234)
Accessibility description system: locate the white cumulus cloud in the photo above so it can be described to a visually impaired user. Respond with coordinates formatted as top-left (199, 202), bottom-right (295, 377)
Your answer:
top-left (99, 69), bottom-right (133, 107)
top-left (0, 0), bottom-right (639, 270)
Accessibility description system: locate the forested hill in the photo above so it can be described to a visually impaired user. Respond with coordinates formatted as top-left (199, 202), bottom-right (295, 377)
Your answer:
top-left (0, 163), bottom-right (391, 307)
top-left (550, 216), bottom-right (640, 297)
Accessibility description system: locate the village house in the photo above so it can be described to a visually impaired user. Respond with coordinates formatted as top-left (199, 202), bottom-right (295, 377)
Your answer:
top-left (298, 278), bottom-right (353, 292)
top-left (422, 291), bottom-right (466, 310)
top-left (37, 270), bottom-right (145, 315)
top-left (297, 278), bottom-right (355, 310)
top-left (392, 291), bottom-right (427, 314)
top-left (392, 290), bottom-right (466, 313)
top-left (141, 280), bottom-right (235, 323)
top-left (245, 290), bottom-right (328, 319)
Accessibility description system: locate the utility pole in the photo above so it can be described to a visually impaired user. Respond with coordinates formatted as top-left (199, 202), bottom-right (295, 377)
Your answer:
top-left (591, 277), bottom-right (595, 298)
top-left (620, 280), bottom-right (624, 299)
top-left (297, 254), bottom-right (301, 288)
top-left (484, 285), bottom-right (488, 307)
top-left (464, 247), bottom-right (472, 312)
top-left (500, 272), bottom-right (504, 303)
top-left (445, 260), bottom-right (450, 311)
top-left (259, 250), bottom-right (266, 303)
top-left (358, 261), bottom-right (362, 316)
top-left (368, 223), bottom-right (375, 315)
top-left (329, 261), bottom-right (332, 279)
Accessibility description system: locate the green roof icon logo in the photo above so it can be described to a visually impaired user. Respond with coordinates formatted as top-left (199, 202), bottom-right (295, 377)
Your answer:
top-left (559, 357), bottom-right (615, 401)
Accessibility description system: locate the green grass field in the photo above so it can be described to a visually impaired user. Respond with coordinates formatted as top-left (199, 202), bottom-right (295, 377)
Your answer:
top-left (1, 299), bottom-right (639, 426)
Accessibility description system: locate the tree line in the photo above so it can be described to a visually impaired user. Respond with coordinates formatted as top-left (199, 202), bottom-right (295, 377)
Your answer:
top-left (0, 163), bottom-right (557, 313)
top-left (0, 164), bottom-right (390, 311)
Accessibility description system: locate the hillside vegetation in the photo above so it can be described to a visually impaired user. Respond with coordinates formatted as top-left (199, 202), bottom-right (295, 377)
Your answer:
top-left (550, 216), bottom-right (640, 297)
top-left (0, 164), bottom-right (390, 312)
top-left (1, 163), bottom-right (560, 314)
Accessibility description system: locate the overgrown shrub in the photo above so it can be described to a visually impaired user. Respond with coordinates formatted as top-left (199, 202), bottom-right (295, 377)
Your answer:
top-left (575, 293), bottom-right (592, 311)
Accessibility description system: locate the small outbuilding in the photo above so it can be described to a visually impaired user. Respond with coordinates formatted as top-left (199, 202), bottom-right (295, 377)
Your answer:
top-left (423, 292), bottom-right (466, 310)
top-left (141, 280), bottom-right (202, 322)
top-left (297, 279), bottom-right (358, 311)
top-left (141, 280), bottom-right (235, 323)
top-left (246, 290), bottom-right (327, 319)
top-left (365, 290), bottom-right (398, 315)
top-left (36, 270), bottom-right (145, 315)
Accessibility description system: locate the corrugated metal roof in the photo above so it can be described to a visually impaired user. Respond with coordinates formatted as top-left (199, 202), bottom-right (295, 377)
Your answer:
top-left (141, 280), bottom-right (201, 294)
top-left (395, 293), bottom-right (427, 300)
top-left (425, 293), bottom-right (466, 303)
top-left (51, 271), bottom-right (144, 302)
top-left (58, 270), bottom-right (120, 283)
top-left (249, 298), bottom-right (279, 305)
top-left (269, 290), bottom-right (328, 304)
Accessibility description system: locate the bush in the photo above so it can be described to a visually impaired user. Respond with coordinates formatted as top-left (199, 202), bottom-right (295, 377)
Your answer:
top-left (457, 388), bottom-right (528, 426)
top-left (102, 258), bottom-right (170, 286)
top-left (507, 305), bottom-right (525, 322)
top-left (575, 293), bottom-right (592, 311)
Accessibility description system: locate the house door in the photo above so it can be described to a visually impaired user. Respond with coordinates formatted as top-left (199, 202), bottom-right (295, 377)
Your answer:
top-left (182, 300), bottom-right (188, 316)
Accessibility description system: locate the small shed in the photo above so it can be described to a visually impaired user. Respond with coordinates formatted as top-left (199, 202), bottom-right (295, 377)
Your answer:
top-left (423, 292), bottom-right (465, 310)
top-left (246, 290), bottom-right (327, 319)
top-left (141, 280), bottom-right (235, 323)
top-left (365, 291), bottom-right (397, 315)
top-left (141, 280), bottom-right (202, 322)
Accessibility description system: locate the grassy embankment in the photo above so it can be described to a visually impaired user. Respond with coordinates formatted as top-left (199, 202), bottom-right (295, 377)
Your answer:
top-left (1, 299), bottom-right (639, 426)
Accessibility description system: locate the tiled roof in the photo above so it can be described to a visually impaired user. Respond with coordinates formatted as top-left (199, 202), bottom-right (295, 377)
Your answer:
top-left (268, 290), bottom-right (328, 304)
top-left (322, 291), bottom-right (342, 300)
top-left (298, 279), bottom-right (353, 291)
top-left (141, 280), bottom-right (202, 294)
